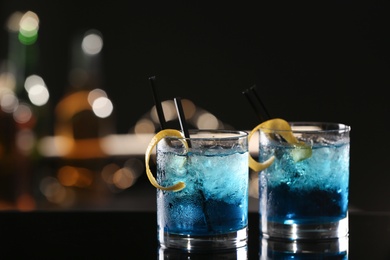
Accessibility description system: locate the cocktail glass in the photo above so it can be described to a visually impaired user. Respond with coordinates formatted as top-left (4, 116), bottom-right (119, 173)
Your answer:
top-left (155, 129), bottom-right (249, 250)
top-left (257, 122), bottom-right (350, 240)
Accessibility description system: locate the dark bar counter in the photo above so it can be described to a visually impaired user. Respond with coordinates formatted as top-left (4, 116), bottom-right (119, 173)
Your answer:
top-left (1, 210), bottom-right (389, 259)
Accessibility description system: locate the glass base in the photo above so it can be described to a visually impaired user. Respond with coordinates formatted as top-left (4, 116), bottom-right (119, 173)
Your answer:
top-left (158, 227), bottom-right (248, 251)
top-left (261, 216), bottom-right (348, 240)
top-left (260, 236), bottom-right (349, 259)
top-left (159, 245), bottom-right (248, 259)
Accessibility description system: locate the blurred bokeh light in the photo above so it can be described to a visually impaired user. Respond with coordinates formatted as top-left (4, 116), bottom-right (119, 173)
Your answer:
top-left (0, 11), bottom-right (248, 211)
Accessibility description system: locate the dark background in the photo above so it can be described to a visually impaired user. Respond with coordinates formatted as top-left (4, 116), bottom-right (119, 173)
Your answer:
top-left (1, 1), bottom-right (389, 211)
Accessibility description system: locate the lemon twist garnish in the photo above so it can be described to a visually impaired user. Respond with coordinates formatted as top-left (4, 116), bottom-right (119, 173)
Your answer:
top-left (248, 118), bottom-right (312, 172)
top-left (145, 129), bottom-right (188, 191)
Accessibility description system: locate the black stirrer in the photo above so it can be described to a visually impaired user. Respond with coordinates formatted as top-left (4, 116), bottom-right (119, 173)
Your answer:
top-left (174, 97), bottom-right (213, 230)
top-left (242, 88), bottom-right (264, 122)
top-left (149, 76), bottom-right (167, 130)
top-left (173, 97), bottom-right (192, 147)
top-left (242, 84), bottom-right (271, 122)
top-left (250, 85), bottom-right (271, 120)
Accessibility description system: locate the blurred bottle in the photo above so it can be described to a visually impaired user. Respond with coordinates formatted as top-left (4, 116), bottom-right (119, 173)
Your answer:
top-left (0, 11), bottom-right (45, 210)
top-left (0, 88), bottom-right (19, 209)
top-left (54, 29), bottom-right (114, 159)
top-left (47, 29), bottom-right (116, 208)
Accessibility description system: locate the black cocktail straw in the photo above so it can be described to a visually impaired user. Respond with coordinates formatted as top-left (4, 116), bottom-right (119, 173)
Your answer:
top-left (173, 97), bottom-right (192, 147)
top-left (242, 84), bottom-right (271, 122)
top-left (149, 76), bottom-right (167, 130)
top-left (174, 97), bottom-right (212, 230)
top-left (242, 88), bottom-right (264, 122)
top-left (250, 85), bottom-right (271, 120)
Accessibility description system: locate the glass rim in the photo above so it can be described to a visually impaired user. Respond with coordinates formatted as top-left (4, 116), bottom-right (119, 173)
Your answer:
top-left (165, 129), bottom-right (248, 140)
top-left (259, 121), bottom-right (351, 134)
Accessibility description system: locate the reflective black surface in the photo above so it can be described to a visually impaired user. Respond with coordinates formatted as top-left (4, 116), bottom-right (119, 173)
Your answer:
top-left (1, 210), bottom-right (390, 259)
top-left (260, 236), bottom-right (349, 259)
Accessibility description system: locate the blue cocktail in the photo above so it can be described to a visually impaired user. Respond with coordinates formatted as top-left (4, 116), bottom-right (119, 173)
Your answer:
top-left (154, 130), bottom-right (249, 250)
top-left (257, 121), bottom-right (350, 240)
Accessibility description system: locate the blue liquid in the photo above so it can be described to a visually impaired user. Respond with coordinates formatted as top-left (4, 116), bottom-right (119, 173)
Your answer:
top-left (157, 151), bottom-right (248, 236)
top-left (263, 185), bottom-right (347, 224)
top-left (159, 196), bottom-right (247, 235)
top-left (259, 141), bottom-right (349, 225)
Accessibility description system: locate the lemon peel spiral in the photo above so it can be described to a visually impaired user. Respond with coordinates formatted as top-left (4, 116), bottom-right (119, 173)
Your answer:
top-left (145, 129), bottom-right (188, 191)
top-left (248, 118), bottom-right (312, 172)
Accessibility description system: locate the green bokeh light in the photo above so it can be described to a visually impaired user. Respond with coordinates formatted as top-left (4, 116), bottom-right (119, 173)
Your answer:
top-left (18, 30), bottom-right (38, 45)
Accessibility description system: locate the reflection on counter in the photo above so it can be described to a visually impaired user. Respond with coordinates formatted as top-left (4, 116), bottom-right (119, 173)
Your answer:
top-left (260, 236), bottom-right (349, 259)
top-left (158, 246), bottom-right (248, 260)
